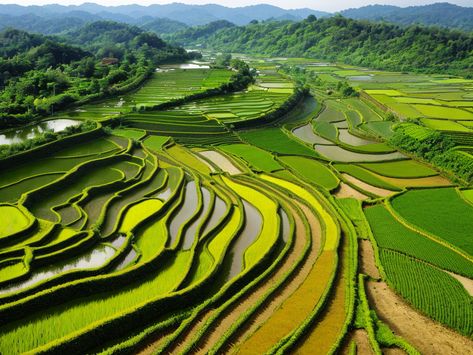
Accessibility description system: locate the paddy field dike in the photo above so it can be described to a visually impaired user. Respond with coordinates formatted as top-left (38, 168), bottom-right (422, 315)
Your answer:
top-left (0, 60), bottom-right (472, 354)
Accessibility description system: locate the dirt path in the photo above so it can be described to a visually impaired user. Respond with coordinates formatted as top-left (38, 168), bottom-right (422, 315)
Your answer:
top-left (200, 150), bottom-right (242, 175)
top-left (224, 201), bottom-right (323, 354)
top-left (359, 239), bottom-right (380, 279)
top-left (168, 199), bottom-right (310, 354)
top-left (366, 281), bottom-right (473, 355)
top-left (334, 182), bottom-right (369, 200)
top-left (342, 174), bottom-right (395, 197)
top-left (383, 348), bottom-right (406, 355)
top-left (341, 329), bottom-right (374, 355)
top-left (445, 271), bottom-right (473, 296)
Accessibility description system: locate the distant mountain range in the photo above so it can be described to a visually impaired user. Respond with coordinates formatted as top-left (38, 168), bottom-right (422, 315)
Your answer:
top-left (340, 2), bottom-right (473, 32)
top-left (0, 3), bottom-right (328, 27)
top-left (0, 2), bottom-right (471, 35)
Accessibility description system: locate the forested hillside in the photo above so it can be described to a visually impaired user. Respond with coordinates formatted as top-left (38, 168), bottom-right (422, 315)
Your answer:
top-left (341, 3), bottom-right (473, 32)
top-left (0, 22), bottom-right (194, 126)
top-left (185, 16), bottom-right (473, 75)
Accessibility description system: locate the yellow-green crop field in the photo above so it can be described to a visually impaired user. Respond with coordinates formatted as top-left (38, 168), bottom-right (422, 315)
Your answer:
top-left (0, 58), bottom-right (472, 355)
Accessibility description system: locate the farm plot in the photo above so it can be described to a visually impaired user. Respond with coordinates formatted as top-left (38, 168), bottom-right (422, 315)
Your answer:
top-left (0, 57), bottom-right (471, 355)
top-left (390, 188), bottom-right (473, 255)
top-left (58, 69), bottom-right (233, 120)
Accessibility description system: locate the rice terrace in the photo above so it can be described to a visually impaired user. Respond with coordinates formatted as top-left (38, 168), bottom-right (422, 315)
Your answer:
top-left (0, 2), bottom-right (473, 354)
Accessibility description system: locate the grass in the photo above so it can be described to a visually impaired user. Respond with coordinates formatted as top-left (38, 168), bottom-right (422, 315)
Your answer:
top-left (0, 173), bottom-right (64, 203)
top-left (166, 145), bottom-right (212, 174)
top-left (413, 104), bottom-right (473, 120)
top-left (365, 89), bottom-right (404, 97)
top-left (365, 204), bottom-right (473, 278)
top-left (0, 244), bottom-right (193, 354)
top-left (359, 160), bottom-right (437, 178)
top-left (119, 199), bottom-right (164, 233)
top-left (391, 188), bottom-right (473, 255)
top-left (462, 189), bottom-right (473, 205)
top-left (111, 128), bottom-right (146, 140)
top-left (313, 121), bottom-right (338, 141)
top-left (223, 177), bottom-right (279, 269)
top-left (0, 261), bottom-right (28, 284)
top-left (380, 249), bottom-right (473, 336)
top-left (278, 156), bottom-right (339, 191)
top-left (337, 198), bottom-right (371, 239)
top-left (260, 174), bottom-right (338, 250)
top-left (143, 135), bottom-right (170, 152)
top-left (0, 205), bottom-right (30, 238)
top-left (220, 144), bottom-right (283, 172)
top-left (420, 118), bottom-right (471, 132)
top-left (239, 128), bottom-right (319, 158)
top-left (334, 164), bottom-right (401, 191)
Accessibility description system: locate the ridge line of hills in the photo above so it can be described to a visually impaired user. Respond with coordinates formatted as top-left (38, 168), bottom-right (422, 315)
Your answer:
top-left (0, 2), bottom-right (472, 33)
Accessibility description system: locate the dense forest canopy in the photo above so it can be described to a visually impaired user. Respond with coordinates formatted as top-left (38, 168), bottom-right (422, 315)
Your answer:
top-left (340, 3), bottom-right (473, 32)
top-left (0, 21), bottom-right (194, 127)
top-left (179, 16), bottom-right (473, 76)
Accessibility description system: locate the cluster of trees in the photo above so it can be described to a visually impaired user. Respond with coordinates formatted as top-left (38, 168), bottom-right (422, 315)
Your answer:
top-left (165, 20), bottom-right (235, 45)
top-left (0, 120), bottom-right (96, 159)
top-left (389, 124), bottom-right (473, 183)
top-left (0, 21), bottom-right (195, 127)
top-left (188, 16), bottom-right (473, 76)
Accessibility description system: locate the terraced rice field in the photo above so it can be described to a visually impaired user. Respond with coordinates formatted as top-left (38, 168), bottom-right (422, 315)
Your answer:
top-left (0, 59), bottom-right (472, 355)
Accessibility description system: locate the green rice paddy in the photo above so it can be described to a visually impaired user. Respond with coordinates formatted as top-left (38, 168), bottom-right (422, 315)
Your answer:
top-left (0, 58), bottom-right (471, 355)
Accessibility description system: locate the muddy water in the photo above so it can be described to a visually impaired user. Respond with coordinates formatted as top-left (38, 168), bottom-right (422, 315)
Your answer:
top-left (315, 144), bottom-right (405, 162)
top-left (224, 200), bottom-right (263, 281)
top-left (0, 119), bottom-right (80, 145)
top-left (293, 123), bottom-right (333, 145)
top-left (182, 187), bottom-right (212, 250)
top-left (338, 128), bottom-right (375, 146)
top-left (201, 195), bottom-right (227, 237)
top-left (0, 234), bottom-right (127, 295)
top-left (112, 247), bottom-right (138, 272)
top-left (168, 181), bottom-right (199, 247)
top-left (280, 208), bottom-right (291, 243)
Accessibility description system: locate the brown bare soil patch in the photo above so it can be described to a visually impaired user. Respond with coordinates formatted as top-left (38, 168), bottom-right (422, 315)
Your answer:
top-left (366, 281), bottom-right (473, 355)
top-left (359, 239), bottom-right (381, 279)
top-left (334, 182), bottom-right (369, 200)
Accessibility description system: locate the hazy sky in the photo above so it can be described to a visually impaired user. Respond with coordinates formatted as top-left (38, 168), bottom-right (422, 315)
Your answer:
top-left (0, 0), bottom-right (472, 12)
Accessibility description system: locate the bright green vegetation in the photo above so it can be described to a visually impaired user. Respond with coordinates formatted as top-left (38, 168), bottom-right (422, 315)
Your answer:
top-left (381, 249), bottom-right (473, 336)
top-left (191, 16), bottom-right (473, 76)
top-left (223, 177), bottom-right (279, 270)
top-left (119, 199), bottom-right (163, 232)
top-left (0, 47), bottom-right (472, 355)
top-left (462, 189), bottom-right (473, 205)
top-left (337, 198), bottom-right (371, 239)
top-left (391, 188), bottom-right (473, 255)
top-left (334, 164), bottom-right (401, 191)
top-left (111, 128), bottom-right (146, 140)
top-left (413, 105), bottom-right (473, 120)
top-left (126, 110), bottom-right (240, 146)
top-left (359, 160), bottom-right (438, 178)
top-left (220, 144), bottom-right (283, 172)
top-left (421, 118), bottom-right (471, 132)
top-left (124, 69), bottom-right (232, 109)
top-left (278, 156), bottom-right (339, 191)
top-left (239, 128), bottom-right (318, 158)
top-left (0, 23), bottom-right (195, 126)
top-left (366, 205), bottom-right (473, 278)
top-left (143, 135), bottom-right (170, 152)
top-left (0, 205), bottom-right (30, 238)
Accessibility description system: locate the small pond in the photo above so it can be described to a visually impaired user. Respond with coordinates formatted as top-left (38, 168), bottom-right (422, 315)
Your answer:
top-left (0, 119), bottom-right (81, 146)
